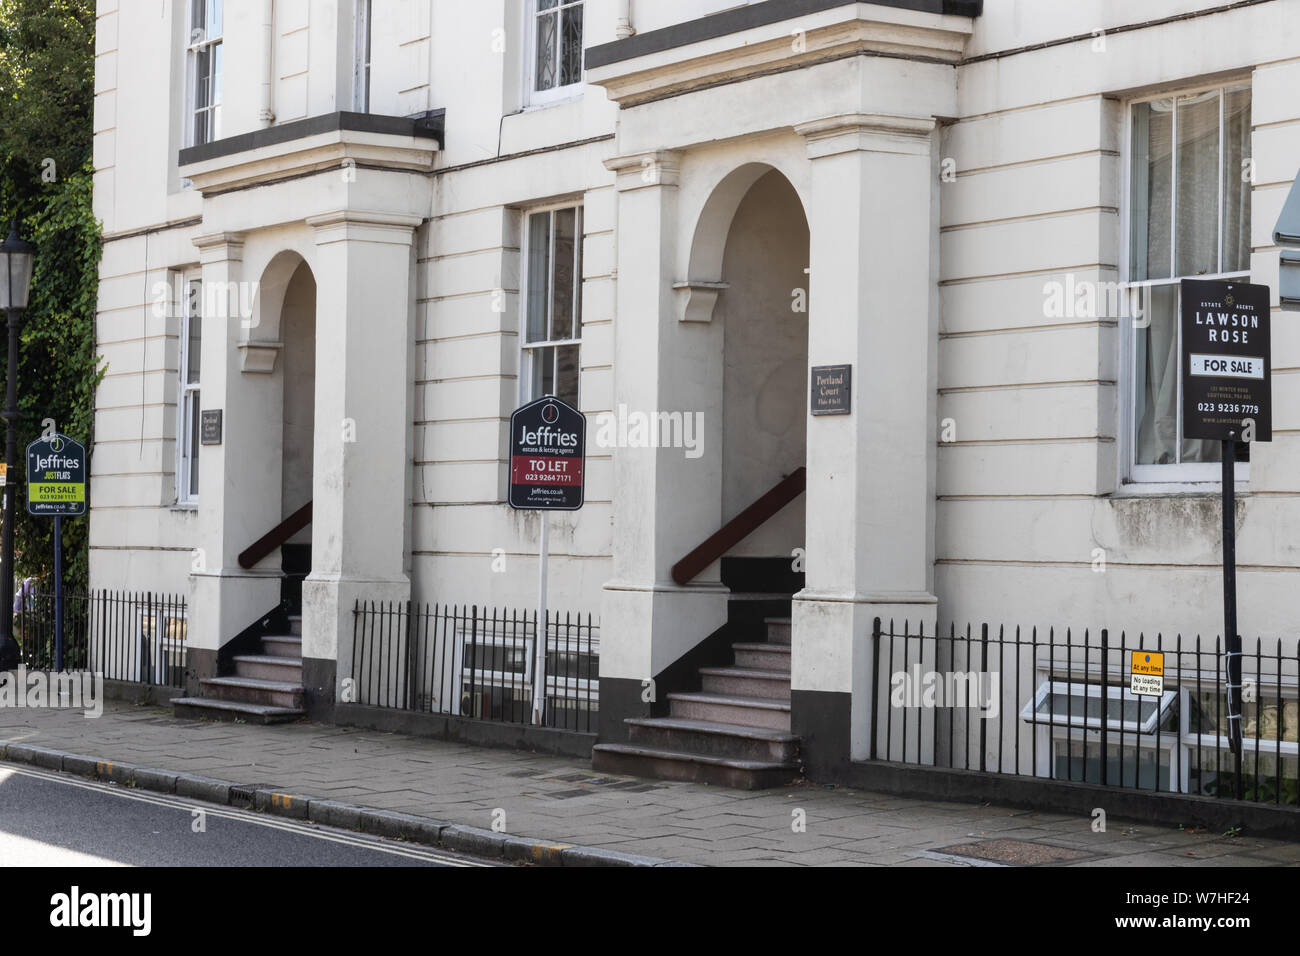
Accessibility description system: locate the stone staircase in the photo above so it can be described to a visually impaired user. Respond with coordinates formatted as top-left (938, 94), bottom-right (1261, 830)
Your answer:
top-left (592, 611), bottom-right (802, 790)
top-left (172, 615), bottom-right (306, 724)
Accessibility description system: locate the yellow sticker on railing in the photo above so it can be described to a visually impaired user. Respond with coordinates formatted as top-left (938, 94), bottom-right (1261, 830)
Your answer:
top-left (1131, 651), bottom-right (1164, 676)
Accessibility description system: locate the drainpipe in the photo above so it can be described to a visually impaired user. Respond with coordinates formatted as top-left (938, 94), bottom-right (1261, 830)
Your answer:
top-left (258, 0), bottom-right (276, 125)
top-left (615, 0), bottom-right (634, 39)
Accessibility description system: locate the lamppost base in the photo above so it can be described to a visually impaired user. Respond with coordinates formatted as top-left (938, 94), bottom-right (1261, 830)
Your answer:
top-left (0, 635), bottom-right (19, 671)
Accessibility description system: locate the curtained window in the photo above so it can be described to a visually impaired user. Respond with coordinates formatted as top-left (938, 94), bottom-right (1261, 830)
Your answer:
top-left (1128, 85), bottom-right (1252, 480)
top-left (178, 278), bottom-right (202, 504)
top-left (521, 206), bottom-right (583, 408)
top-left (187, 0), bottom-right (223, 146)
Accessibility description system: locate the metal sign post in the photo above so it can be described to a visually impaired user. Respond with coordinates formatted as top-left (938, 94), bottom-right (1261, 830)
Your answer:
top-left (534, 512), bottom-right (549, 725)
top-left (1180, 278), bottom-right (1271, 799)
top-left (26, 433), bottom-right (87, 673)
top-left (53, 514), bottom-right (63, 672)
top-left (1221, 439), bottom-right (1244, 799)
top-left (508, 396), bottom-right (585, 726)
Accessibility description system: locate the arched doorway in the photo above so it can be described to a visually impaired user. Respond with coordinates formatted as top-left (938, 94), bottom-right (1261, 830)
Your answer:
top-left (278, 261), bottom-right (316, 607)
top-left (238, 249), bottom-right (317, 609)
top-left (718, 169), bottom-right (809, 560)
top-left (593, 161), bottom-right (812, 785)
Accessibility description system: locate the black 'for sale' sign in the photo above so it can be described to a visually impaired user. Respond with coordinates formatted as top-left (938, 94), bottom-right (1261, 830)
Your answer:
top-left (1180, 278), bottom-right (1272, 443)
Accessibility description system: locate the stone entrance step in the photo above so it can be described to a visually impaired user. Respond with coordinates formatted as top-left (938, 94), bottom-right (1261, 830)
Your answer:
top-left (170, 696), bottom-right (304, 725)
top-left (591, 742), bottom-right (800, 790)
top-left (667, 690), bottom-right (791, 731)
top-left (172, 623), bottom-right (306, 725)
top-left (624, 716), bottom-right (799, 762)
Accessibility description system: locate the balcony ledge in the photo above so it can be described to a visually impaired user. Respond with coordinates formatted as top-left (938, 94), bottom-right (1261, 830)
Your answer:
top-left (586, 0), bottom-right (977, 107)
top-left (177, 110), bottom-right (443, 196)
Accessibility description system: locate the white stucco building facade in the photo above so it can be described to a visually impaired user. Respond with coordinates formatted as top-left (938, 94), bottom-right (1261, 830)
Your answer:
top-left (91, 0), bottom-right (1300, 782)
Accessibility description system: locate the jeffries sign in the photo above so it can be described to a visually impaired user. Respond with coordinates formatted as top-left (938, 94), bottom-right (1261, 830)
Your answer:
top-left (508, 396), bottom-right (586, 510)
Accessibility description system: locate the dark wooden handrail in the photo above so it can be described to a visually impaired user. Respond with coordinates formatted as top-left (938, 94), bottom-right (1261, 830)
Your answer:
top-left (238, 500), bottom-right (312, 570)
top-left (671, 467), bottom-right (807, 586)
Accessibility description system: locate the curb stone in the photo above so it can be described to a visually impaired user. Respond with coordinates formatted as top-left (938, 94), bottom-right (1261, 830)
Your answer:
top-left (253, 788), bottom-right (309, 819)
top-left (440, 824), bottom-right (507, 858)
top-left (3, 742), bottom-right (64, 770)
top-left (60, 753), bottom-right (102, 777)
top-left (174, 772), bottom-right (233, 804)
top-left (0, 741), bottom-right (695, 867)
top-left (308, 798), bottom-right (362, 831)
top-left (560, 845), bottom-right (663, 867)
top-left (131, 767), bottom-right (179, 793)
top-left (358, 808), bottom-right (446, 845)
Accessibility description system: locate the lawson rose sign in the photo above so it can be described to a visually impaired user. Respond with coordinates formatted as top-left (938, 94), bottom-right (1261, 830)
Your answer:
top-left (508, 396), bottom-right (586, 510)
top-left (1180, 278), bottom-right (1272, 443)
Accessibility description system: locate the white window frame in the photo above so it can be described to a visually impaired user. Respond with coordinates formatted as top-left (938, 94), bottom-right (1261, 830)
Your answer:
top-left (1020, 679), bottom-right (1177, 735)
top-left (519, 202), bottom-right (583, 408)
top-left (543, 630), bottom-right (600, 702)
top-left (1119, 80), bottom-right (1253, 489)
top-left (353, 0), bottom-right (373, 113)
top-left (177, 277), bottom-right (202, 507)
top-left (1022, 676), bottom-right (1297, 796)
top-left (185, 0), bottom-right (223, 147)
top-left (522, 0), bottom-right (585, 108)
top-left (138, 606), bottom-right (189, 685)
top-left (453, 624), bottom-right (599, 713)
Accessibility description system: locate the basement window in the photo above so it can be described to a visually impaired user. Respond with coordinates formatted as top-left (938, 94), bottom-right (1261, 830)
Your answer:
top-left (1020, 680), bottom-right (1177, 734)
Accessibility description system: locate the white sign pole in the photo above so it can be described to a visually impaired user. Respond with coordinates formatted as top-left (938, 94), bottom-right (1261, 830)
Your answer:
top-left (532, 512), bottom-right (549, 725)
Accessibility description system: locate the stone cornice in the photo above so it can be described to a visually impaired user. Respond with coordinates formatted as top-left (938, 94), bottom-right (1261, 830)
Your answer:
top-left (193, 231), bottom-right (245, 263)
top-left (306, 210), bottom-right (424, 246)
top-left (796, 112), bottom-right (937, 157)
top-left (604, 151), bottom-right (683, 191)
top-left (586, 4), bottom-right (973, 108)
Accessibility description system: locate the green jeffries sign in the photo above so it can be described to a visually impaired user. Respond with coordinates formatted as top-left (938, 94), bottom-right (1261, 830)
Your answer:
top-left (26, 434), bottom-right (87, 516)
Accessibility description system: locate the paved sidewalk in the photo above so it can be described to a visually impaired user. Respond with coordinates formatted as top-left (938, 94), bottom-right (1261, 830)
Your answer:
top-left (2, 701), bottom-right (1298, 866)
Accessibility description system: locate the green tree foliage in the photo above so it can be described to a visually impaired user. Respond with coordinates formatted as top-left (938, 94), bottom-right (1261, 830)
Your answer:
top-left (0, 0), bottom-right (94, 216)
top-left (0, 0), bottom-right (101, 590)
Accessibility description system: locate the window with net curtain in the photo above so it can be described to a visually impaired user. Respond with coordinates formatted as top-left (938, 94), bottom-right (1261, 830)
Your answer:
top-left (523, 207), bottom-right (582, 407)
top-left (1129, 85), bottom-right (1251, 476)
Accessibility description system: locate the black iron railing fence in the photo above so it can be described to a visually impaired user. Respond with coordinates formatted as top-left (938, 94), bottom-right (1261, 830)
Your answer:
top-left (351, 601), bottom-right (599, 733)
top-left (15, 590), bottom-right (188, 687)
top-left (871, 619), bottom-right (1300, 806)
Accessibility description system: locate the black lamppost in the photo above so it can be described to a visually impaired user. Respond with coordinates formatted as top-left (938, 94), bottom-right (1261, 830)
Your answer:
top-left (0, 225), bottom-right (34, 671)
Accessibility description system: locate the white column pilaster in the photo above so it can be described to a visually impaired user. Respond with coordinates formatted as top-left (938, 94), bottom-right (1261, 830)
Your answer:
top-left (599, 151), bottom-right (730, 698)
top-left (792, 114), bottom-right (940, 761)
top-left (301, 210), bottom-right (420, 695)
top-left (189, 231), bottom-right (282, 661)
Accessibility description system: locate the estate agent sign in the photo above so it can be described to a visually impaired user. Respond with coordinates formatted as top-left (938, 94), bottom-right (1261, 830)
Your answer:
top-left (1180, 278), bottom-right (1271, 442)
top-left (26, 433), bottom-right (86, 517)
top-left (1179, 277), bottom-right (1272, 782)
top-left (507, 395), bottom-right (586, 727)
top-left (508, 396), bottom-right (586, 511)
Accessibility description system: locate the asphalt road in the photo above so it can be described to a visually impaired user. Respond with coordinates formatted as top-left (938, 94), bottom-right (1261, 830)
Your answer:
top-left (0, 765), bottom-right (498, 867)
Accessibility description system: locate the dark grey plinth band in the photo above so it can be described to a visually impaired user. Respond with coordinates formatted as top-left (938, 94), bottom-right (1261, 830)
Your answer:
top-left (178, 109), bottom-right (444, 168)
